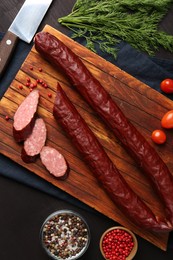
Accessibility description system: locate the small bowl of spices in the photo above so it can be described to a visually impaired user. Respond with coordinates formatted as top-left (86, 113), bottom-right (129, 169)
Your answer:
top-left (40, 209), bottom-right (90, 260)
top-left (100, 226), bottom-right (138, 260)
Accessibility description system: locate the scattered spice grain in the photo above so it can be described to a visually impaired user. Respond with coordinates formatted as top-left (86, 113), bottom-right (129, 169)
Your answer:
top-left (48, 93), bottom-right (52, 98)
top-left (5, 115), bottom-right (9, 121)
top-left (18, 85), bottom-right (23, 90)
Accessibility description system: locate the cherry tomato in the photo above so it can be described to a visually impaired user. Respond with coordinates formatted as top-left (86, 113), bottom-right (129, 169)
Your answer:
top-left (160, 78), bottom-right (173, 94)
top-left (161, 110), bottom-right (173, 129)
top-left (151, 130), bottom-right (166, 144)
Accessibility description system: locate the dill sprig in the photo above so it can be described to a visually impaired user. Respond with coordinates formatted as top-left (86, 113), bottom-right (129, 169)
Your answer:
top-left (58, 0), bottom-right (173, 59)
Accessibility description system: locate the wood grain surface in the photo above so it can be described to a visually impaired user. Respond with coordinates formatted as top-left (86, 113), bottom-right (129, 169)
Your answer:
top-left (1, 25), bottom-right (173, 250)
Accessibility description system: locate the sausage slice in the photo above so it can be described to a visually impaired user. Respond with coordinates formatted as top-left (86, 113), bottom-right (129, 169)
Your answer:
top-left (40, 146), bottom-right (68, 180)
top-left (21, 118), bottom-right (47, 163)
top-left (13, 90), bottom-right (40, 142)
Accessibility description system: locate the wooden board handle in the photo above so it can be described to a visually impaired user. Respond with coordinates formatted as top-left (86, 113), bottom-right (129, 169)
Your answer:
top-left (0, 31), bottom-right (18, 78)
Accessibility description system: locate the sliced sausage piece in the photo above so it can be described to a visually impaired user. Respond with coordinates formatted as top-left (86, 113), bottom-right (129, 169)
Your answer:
top-left (40, 146), bottom-right (68, 180)
top-left (21, 118), bottom-right (47, 163)
top-left (13, 90), bottom-right (40, 142)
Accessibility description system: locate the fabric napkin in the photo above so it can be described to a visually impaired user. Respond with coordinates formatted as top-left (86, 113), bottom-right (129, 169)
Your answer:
top-left (1, 32), bottom-right (173, 247)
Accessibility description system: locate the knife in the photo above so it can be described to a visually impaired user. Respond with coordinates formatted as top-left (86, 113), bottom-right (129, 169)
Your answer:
top-left (0, 0), bottom-right (53, 78)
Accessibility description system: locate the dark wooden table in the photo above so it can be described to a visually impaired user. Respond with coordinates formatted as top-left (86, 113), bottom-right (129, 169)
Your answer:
top-left (0, 1), bottom-right (173, 260)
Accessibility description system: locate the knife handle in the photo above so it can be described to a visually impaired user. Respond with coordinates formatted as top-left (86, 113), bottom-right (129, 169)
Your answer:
top-left (0, 31), bottom-right (18, 78)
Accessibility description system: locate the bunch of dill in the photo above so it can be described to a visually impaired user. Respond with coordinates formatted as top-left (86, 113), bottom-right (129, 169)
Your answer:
top-left (58, 0), bottom-right (173, 59)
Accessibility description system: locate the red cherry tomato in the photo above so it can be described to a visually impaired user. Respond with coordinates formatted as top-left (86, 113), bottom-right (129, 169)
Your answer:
top-left (151, 130), bottom-right (166, 144)
top-left (161, 110), bottom-right (173, 129)
top-left (160, 78), bottom-right (173, 94)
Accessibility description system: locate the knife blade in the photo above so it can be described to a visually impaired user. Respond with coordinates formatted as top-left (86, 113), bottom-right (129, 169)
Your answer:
top-left (0, 0), bottom-right (53, 78)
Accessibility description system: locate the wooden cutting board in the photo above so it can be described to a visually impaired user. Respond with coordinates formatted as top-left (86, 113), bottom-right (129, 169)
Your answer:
top-left (1, 25), bottom-right (173, 251)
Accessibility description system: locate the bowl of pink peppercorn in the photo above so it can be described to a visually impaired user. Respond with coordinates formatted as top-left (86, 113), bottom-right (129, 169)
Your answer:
top-left (99, 226), bottom-right (138, 260)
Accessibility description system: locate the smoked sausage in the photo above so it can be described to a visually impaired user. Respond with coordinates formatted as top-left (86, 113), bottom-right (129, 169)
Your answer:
top-left (53, 83), bottom-right (172, 231)
top-left (35, 32), bottom-right (173, 230)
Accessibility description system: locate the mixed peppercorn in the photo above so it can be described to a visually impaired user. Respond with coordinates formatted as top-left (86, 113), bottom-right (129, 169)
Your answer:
top-left (41, 211), bottom-right (90, 260)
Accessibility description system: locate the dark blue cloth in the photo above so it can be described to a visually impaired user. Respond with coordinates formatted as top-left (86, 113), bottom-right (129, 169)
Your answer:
top-left (1, 32), bottom-right (173, 247)
top-left (83, 39), bottom-right (173, 98)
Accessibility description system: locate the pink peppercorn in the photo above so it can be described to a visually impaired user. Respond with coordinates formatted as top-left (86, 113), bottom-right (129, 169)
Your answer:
top-left (5, 115), bottom-right (10, 121)
top-left (26, 82), bottom-right (30, 87)
top-left (33, 82), bottom-right (37, 88)
top-left (39, 79), bottom-right (43, 84)
top-left (100, 227), bottom-right (137, 260)
top-left (18, 85), bottom-right (23, 90)
top-left (48, 93), bottom-right (52, 98)
top-left (26, 77), bottom-right (31, 83)
top-left (43, 83), bottom-right (48, 88)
